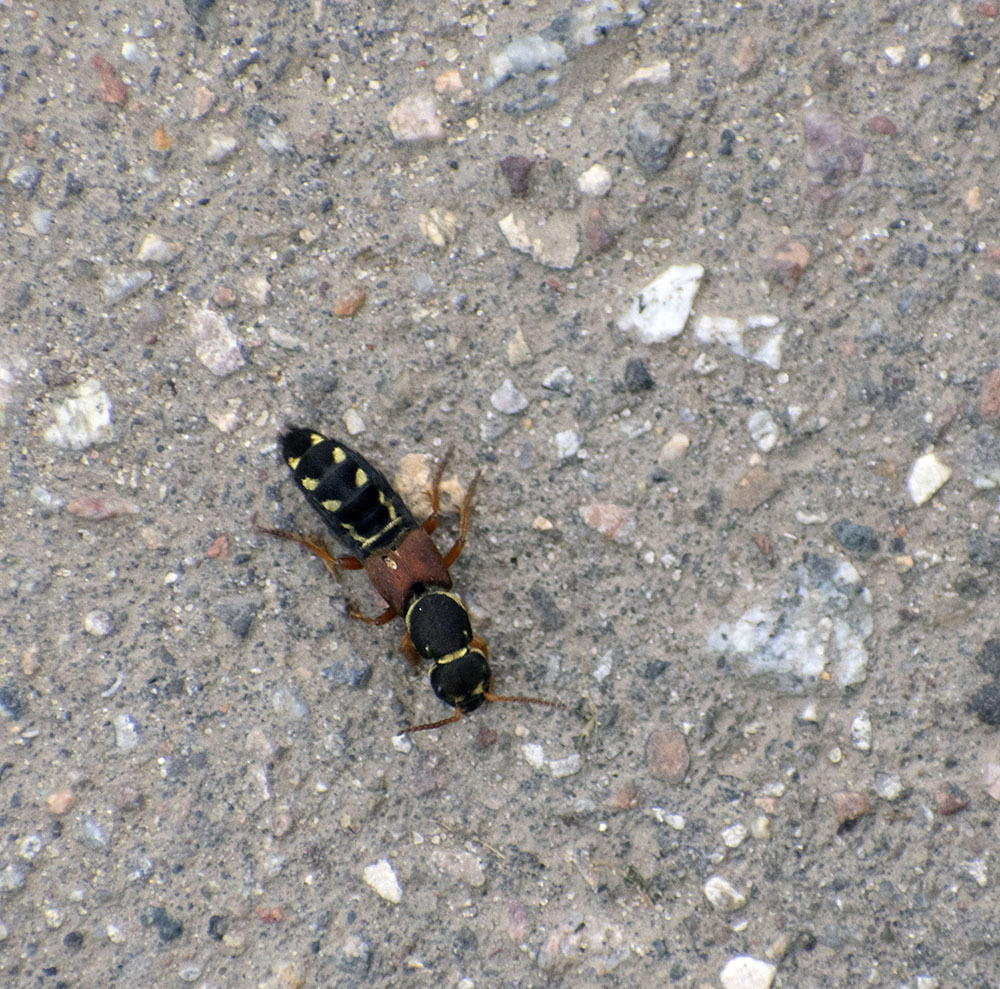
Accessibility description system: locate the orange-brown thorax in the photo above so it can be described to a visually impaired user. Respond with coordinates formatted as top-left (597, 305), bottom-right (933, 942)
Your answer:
top-left (363, 526), bottom-right (451, 614)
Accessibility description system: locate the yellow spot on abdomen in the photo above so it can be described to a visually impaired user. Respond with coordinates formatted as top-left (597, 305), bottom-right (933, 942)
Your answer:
top-left (300, 476), bottom-right (320, 491)
top-left (355, 468), bottom-right (368, 487)
top-left (322, 498), bottom-right (342, 512)
top-left (333, 447), bottom-right (346, 463)
top-left (286, 456), bottom-right (301, 470)
top-left (309, 433), bottom-right (324, 446)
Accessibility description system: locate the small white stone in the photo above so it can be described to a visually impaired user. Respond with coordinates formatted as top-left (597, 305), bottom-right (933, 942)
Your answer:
top-left (554, 429), bottom-right (582, 459)
top-left (907, 451), bottom-right (951, 505)
top-left (549, 753), bottom-right (581, 778)
top-left (343, 409), bottom-right (366, 436)
top-left (136, 232), bottom-right (181, 264)
top-left (704, 876), bottom-right (747, 912)
top-left (619, 264), bottom-right (704, 343)
top-left (542, 366), bottom-right (574, 395)
top-left (850, 711), bottom-right (872, 752)
top-left (205, 134), bottom-right (239, 164)
top-left (190, 308), bottom-right (244, 377)
top-left (720, 955), bottom-right (777, 989)
top-left (577, 163), bottom-right (612, 196)
top-left (114, 713), bottom-right (140, 751)
top-left (363, 860), bottom-right (402, 904)
top-left (84, 610), bottom-right (114, 637)
top-left (884, 45), bottom-right (906, 66)
top-left (721, 823), bottom-right (748, 848)
top-left (658, 433), bottom-right (690, 464)
top-left (623, 60), bottom-right (672, 87)
top-left (875, 773), bottom-right (904, 801)
top-left (490, 379), bottom-right (528, 414)
top-left (44, 378), bottom-right (113, 449)
top-left (387, 92), bottom-right (444, 142)
top-left (521, 743), bottom-right (546, 769)
top-left (747, 410), bottom-right (778, 452)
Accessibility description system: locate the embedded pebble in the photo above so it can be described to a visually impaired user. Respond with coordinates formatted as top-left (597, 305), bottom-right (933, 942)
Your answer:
top-left (363, 860), bottom-right (402, 904)
top-left (907, 451), bottom-right (951, 505)
top-left (831, 790), bottom-right (870, 825)
top-left (190, 308), bottom-right (244, 377)
top-left (549, 753), bottom-right (582, 778)
top-left (721, 823), bottom-right (748, 848)
top-left (624, 357), bottom-right (655, 392)
top-left (720, 955), bottom-right (777, 989)
top-left (875, 773), bottom-right (904, 801)
top-left (136, 232), bottom-right (181, 264)
top-left (580, 503), bottom-right (635, 542)
top-left (623, 60), bottom-right (672, 87)
top-left (84, 609), bottom-right (114, 637)
top-left (205, 135), bottom-right (239, 164)
top-left (388, 92), bottom-right (444, 142)
top-left (832, 519), bottom-right (880, 560)
top-left (430, 848), bottom-right (485, 887)
top-left (114, 713), bottom-right (139, 751)
top-left (46, 790), bottom-right (75, 814)
top-left (542, 366), bottom-right (574, 395)
top-left (498, 211), bottom-right (580, 269)
top-left (491, 379), bottom-right (528, 414)
top-left (850, 711), bottom-right (873, 751)
top-left (44, 378), bottom-right (113, 449)
top-left (8, 164), bottom-right (42, 192)
top-left (747, 410), bottom-right (778, 452)
top-left (499, 155), bottom-right (534, 196)
top-left (707, 555), bottom-right (873, 687)
top-left (618, 264), bottom-right (704, 343)
top-left (418, 208), bottom-right (460, 246)
top-left (343, 409), bottom-right (365, 435)
top-left (577, 163), bottom-right (612, 196)
top-left (507, 328), bottom-right (532, 366)
top-left (658, 434), bottom-right (690, 464)
top-left (521, 743), bottom-right (546, 769)
top-left (101, 269), bottom-right (152, 304)
top-left (704, 876), bottom-right (747, 912)
top-left (243, 274), bottom-right (271, 304)
top-left (31, 207), bottom-right (54, 234)
top-left (333, 286), bottom-right (367, 317)
top-left (627, 104), bottom-right (681, 174)
top-left (485, 35), bottom-right (566, 91)
top-left (645, 727), bottom-right (689, 783)
top-left (554, 429), bottom-right (582, 459)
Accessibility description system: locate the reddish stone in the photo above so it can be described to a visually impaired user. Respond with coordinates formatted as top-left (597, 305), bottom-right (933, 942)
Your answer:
top-left (762, 239), bottom-right (810, 289)
top-left (979, 369), bottom-right (1000, 420)
top-left (499, 155), bottom-right (534, 196)
top-left (646, 727), bottom-right (689, 783)
top-left (584, 207), bottom-right (614, 253)
top-left (831, 790), bottom-right (869, 825)
top-left (333, 286), bottom-right (367, 317)
top-left (935, 783), bottom-right (968, 816)
top-left (867, 115), bottom-right (898, 136)
top-left (91, 54), bottom-right (127, 106)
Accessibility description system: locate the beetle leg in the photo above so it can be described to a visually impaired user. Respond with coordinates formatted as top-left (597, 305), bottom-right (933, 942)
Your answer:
top-left (441, 467), bottom-right (482, 569)
top-left (255, 523), bottom-right (363, 579)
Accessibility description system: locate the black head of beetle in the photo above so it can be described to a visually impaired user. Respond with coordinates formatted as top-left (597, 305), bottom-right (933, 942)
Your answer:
top-left (429, 646), bottom-right (491, 714)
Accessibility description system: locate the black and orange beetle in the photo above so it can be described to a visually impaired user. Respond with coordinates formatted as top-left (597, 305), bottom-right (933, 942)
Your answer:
top-left (257, 428), bottom-right (562, 734)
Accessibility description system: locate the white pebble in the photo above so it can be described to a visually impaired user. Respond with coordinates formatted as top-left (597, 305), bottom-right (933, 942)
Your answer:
top-left (44, 378), bottom-right (113, 449)
top-left (721, 823), bottom-right (748, 848)
top-left (190, 307), bottom-right (244, 377)
top-left (658, 433), bottom-right (690, 464)
top-left (84, 609), bottom-right (114, 637)
top-left (618, 264), bottom-right (704, 343)
top-left (720, 955), bottom-right (777, 989)
top-left (577, 163), bottom-right (612, 196)
top-left (387, 92), bottom-right (444, 142)
top-left (553, 429), bottom-right (582, 459)
top-left (114, 713), bottom-right (140, 751)
top-left (907, 451), bottom-right (951, 505)
top-left (205, 134), bottom-right (239, 164)
top-left (850, 711), bottom-right (872, 752)
top-left (343, 409), bottom-right (366, 435)
top-left (542, 366), bottom-right (574, 395)
top-left (363, 860), bottom-right (402, 904)
top-left (136, 232), bottom-right (180, 264)
top-left (703, 876), bottom-right (747, 912)
top-left (521, 743), bottom-right (546, 769)
top-left (549, 753), bottom-right (581, 778)
top-left (491, 379), bottom-right (528, 414)
top-left (747, 410), bottom-right (778, 452)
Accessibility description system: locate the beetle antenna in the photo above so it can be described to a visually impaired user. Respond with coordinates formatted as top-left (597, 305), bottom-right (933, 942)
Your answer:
top-left (397, 707), bottom-right (462, 736)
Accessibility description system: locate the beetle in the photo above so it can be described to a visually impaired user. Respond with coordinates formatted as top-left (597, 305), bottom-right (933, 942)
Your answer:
top-left (257, 428), bottom-right (562, 734)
